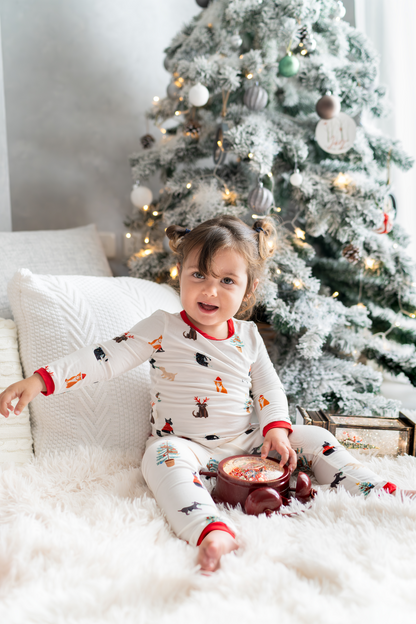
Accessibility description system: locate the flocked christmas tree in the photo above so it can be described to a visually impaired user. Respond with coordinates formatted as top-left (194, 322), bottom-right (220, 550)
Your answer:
top-left (125, 0), bottom-right (415, 418)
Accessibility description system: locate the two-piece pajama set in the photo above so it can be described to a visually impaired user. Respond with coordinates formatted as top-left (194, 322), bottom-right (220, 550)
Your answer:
top-left (36, 309), bottom-right (397, 546)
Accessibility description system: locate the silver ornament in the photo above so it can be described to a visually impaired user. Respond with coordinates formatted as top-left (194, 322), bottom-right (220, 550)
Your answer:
top-left (230, 33), bottom-right (242, 49)
top-left (243, 85), bottom-right (268, 111)
top-left (167, 82), bottom-right (180, 100)
top-left (247, 185), bottom-right (274, 214)
top-left (213, 122), bottom-right (230, 165)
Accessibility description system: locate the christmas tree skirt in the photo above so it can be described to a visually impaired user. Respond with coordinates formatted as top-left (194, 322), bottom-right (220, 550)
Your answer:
top-left (0, 446), bottom-right (415, 623)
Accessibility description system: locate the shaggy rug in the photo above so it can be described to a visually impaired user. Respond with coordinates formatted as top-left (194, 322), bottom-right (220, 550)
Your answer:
top-left (0, 447), bottom-right (416, 624)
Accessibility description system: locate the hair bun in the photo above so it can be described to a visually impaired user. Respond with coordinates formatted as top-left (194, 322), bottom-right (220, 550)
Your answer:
top-left (165, 225), bottom-right (191, 253)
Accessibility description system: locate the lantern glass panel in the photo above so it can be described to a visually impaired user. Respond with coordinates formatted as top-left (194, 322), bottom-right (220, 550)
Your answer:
top-left (335, 427), bottom-right (409, 456)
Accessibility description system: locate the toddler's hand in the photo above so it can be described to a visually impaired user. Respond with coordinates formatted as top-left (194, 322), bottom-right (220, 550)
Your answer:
top-left (0, 374), bottom-right (46, 418)
top-left (261, 427), bottom-right (297, 472)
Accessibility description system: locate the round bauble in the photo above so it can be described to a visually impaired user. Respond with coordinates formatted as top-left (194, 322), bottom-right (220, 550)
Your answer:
top-left (196, 0), bottom-right (211, 6)
top-left (188, 83), bottom-right (210, 107)
top-left (244, 84), bottom-right (268, 111)
top-left (167, 81), bottom-right (181, 100)
top-left (163, 56), bottom-right (170, 71)
top-left (247, 184), bottom-right (274, 214)
top-left (334, 1), bottom-right (346, 19)
top-left (130, 185), bottom-right (153, 208)
top-left (230, 33), bottom-right (243, 49)
top-left (140, 134), bottom-right (156, 149)
top-left (213, 122), bottom-right (230, 165)
top-left (279, 53), bottom-right (300, 77)
top-left (290, 169), bottom-right (303, 187)
top-left (316, 94), bottom-right (341, 120)
top-left (315, 112), bottom-right (356, 154)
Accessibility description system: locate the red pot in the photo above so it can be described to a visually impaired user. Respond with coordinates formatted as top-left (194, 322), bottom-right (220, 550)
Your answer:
top-left (200, 455), bottom-right (291, 510)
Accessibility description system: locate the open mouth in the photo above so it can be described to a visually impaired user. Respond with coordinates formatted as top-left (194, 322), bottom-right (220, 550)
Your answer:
top-left (198, 302), bottom-right (219, 312)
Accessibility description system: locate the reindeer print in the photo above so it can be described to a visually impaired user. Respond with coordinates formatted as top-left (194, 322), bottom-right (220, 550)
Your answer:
top-left (193, 397), bottom-right (209, 418)
top-left (65, 372), bottom-right (86, 389)
top-left (214, 376), bottom-right (227, 393)
top-left (183, 327), bottom-right (198, 340)
top-left (195, 352), bottom-right (211, 367)
top-left (258, 395), bottom-right (270, 410)
top-left (113, 332), bottom-right (134, 343)
top-left (149, 358), bottom-right (157, 369)
top-left (230, 335), bottom-right (244, 352)
top-left (330, 471), bottom-right (347, 488)
top-left (148, 335), bottom-right (164, 353)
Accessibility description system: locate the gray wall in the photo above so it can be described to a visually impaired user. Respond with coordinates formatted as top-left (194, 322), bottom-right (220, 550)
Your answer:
top-left (0, 0), bottom-right (354, 274)
top-left (0, 12), bottom-right (11, 231)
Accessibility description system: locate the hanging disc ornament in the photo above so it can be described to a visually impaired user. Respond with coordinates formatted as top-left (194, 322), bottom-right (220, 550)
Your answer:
top-left (315, 112), bottom-right (356, 154)
top-left (342, 244), bottom-right (360, 264)
top-left (196, 0), bottom-right (211, 6)
top-left (183, 118), bottom-right (202, 139)
top-left (167, 81), bottom-right (181, 100)
top-left (248, 184), bottom-right (274, 215)
top-left (213, 122), bottom-right (230, 165)
top-left (316, 94), bottom-right (341, 120)
top-left (140, 134), bottom-right (156, 149)
top-left (130, 185), bottom-right (153, 208)
top-left (290, 169), bottom-right (303, 187)
top-left (244, 84), bottom-right (268, 111)
top-left (279, 53), bottom-right (300, 77)
top-left (188, 83), bottom-right (210, 107)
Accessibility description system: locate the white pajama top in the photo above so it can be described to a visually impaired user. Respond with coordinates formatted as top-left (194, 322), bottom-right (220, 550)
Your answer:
top-left (36, 310), bottom-right (291, 449)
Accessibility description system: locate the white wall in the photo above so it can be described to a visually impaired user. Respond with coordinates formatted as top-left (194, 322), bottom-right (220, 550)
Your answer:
top-left (0, 0), bottom-right (200, 274)
top-left (0, 12), bottom-right (11, 231)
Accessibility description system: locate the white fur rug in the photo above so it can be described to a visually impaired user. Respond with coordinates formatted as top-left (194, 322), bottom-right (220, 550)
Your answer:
top-left (1, 447), bottom-right (416, 624)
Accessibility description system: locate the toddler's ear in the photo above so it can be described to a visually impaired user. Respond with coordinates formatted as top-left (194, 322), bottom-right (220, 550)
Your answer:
top-left (252, 279), bottom-right (259, 292)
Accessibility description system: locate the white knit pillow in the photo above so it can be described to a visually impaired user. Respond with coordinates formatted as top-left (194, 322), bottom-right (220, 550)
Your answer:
top-left (0, 318), bottom-right (34, 464)
top-left (7, 270), bottom-right (182, 457)
top-left (0, 223), bottom-right (113, 320)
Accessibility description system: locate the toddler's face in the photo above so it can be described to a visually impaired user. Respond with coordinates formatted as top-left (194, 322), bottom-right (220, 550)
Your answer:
top-left (179, 247), bottom-right (257, 338)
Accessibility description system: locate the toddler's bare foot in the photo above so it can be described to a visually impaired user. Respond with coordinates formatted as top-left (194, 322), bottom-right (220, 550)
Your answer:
top-left (197, 530), bottom-right (238, 572)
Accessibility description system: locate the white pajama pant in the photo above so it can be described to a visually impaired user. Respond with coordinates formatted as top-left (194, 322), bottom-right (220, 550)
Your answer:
top-left (141, 424), bottom-right (391, 547)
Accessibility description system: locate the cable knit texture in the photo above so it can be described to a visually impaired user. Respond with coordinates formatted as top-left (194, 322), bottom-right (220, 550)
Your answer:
top-left (0, 318), bottom-right (34, 464)
top-left (0, 223), bottom-right (112, 320)
top-left (7, 270), bottom-right (182, 457)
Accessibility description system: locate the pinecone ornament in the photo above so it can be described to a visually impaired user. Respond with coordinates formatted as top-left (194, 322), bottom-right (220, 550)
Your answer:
top-left (342, 244), bottom-right (360, 264)
top-left (140, 134), bottom-right (156, 149)
top-left (183, 119), bottom-right (201, 139)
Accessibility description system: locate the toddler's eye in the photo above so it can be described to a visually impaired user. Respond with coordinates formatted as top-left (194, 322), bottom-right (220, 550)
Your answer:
top-left (222, 277), bottom-right (234, 285)
top-left (192, 272), bottom-right (204, 279)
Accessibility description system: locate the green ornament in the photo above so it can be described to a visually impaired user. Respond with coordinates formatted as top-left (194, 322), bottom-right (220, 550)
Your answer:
top-left (279, 53), bottom-right (300, 77)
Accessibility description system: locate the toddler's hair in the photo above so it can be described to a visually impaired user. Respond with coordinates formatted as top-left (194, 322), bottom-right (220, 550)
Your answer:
top-left (166, 215), bottom-right (276, 319)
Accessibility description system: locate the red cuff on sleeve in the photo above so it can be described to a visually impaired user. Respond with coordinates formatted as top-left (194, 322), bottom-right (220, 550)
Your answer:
top-left (382, 482), bottom-right (397, 495)
top-left (262, 421), bottom-right (293, 437)
top-left (34, 368), bottom-right (55, 396)
top-left (197, 522), bottom-right (235, 547)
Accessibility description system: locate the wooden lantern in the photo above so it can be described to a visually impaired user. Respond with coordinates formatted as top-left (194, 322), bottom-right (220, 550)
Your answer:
top-left (296, 406), bottom-right (416, 457)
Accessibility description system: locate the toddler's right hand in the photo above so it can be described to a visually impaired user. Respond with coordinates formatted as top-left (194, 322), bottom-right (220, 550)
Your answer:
top-left (0, 374), bottom-right (46, 418)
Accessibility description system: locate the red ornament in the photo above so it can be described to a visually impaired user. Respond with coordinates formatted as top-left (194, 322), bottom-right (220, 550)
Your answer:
top-left (375, 211), bottom-right (394, 234)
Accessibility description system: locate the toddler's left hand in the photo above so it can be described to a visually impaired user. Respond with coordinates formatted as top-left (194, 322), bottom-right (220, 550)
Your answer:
top-left (261, 428), bottom-right (297, 473)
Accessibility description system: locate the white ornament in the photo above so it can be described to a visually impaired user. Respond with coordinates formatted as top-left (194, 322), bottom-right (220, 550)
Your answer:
top-left (315, 112), bottom-right (357, 155)
top-left (290, 169), bottom-right (303, 187)
top-left (130, 185), bottom-right (153, 208)
top-left (335, 1), bottom-right (346, 19)
top-left (188, 83), bottom-right (210, 107)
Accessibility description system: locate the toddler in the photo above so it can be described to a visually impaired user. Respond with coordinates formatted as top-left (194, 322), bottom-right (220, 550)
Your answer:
top-left (0, 216), bottom-right (413, 572)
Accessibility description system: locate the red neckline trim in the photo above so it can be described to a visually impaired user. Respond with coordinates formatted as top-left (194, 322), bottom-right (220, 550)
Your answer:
top-left (180, 310), bottom-right (234, 341)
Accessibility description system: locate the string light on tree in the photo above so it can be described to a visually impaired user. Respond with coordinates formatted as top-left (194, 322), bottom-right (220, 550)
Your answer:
top-left (295, 228), bottom-right (306, 240)
top-left (332, 172), bottom-right (353, 191)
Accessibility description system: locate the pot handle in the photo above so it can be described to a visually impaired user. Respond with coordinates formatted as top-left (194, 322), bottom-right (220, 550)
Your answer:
top-left (199, 470), bottom-right (217, 479)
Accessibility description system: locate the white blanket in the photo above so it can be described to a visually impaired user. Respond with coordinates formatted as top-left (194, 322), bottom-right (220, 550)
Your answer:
top-left (0, 446), bottom-right (415, 623)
